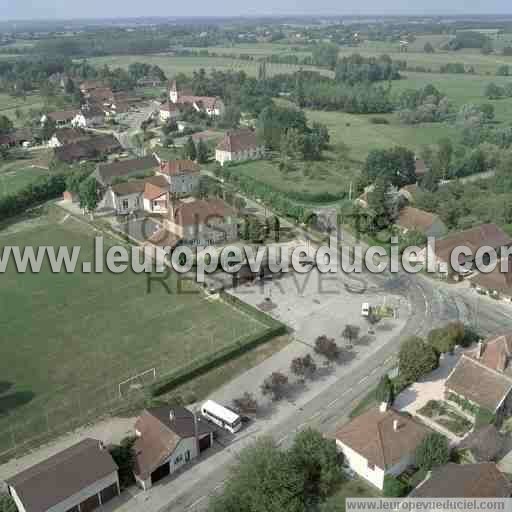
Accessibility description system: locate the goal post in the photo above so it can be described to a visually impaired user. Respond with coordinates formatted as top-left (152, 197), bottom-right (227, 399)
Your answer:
top-left (118, 368), bottom-right (156, 398)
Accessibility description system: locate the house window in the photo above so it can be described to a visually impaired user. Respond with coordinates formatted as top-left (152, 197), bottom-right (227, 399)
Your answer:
top-left (185, 450), bottom-right (190, 462)
top-left (367, 462), bottom-right (375, 471)
top-left (122, 199), bottom-right (129, 210)
top-left (175, 454), bottom-right (183, 464)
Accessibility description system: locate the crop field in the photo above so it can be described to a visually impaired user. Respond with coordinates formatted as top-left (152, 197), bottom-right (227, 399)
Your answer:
top-left (186, 42), bottom-right (311, 58)
top-left (0, 207), bottom-right (268, 454)
top-left (338, 46), bottom-right (512, 75)
top-left (89, 54), bottom-right (333, 79)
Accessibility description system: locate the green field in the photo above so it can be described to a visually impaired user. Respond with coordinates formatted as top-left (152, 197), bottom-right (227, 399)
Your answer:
top-left (0, 207), bottom-right (268, 453)
top-left (89, 54), bottom-right (333, 79)
top-left (338, 46), bottom-right (512, 75)
top-left (0, 92), bottom-right (46, 127)
top-left (0, 150), bottom-right (53, 197)
top-left (186, 42), bottom-right (311, 58)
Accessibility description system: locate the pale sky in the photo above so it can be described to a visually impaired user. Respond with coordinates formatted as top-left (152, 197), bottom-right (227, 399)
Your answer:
top-left (1, 0), bottom-right (512, 21)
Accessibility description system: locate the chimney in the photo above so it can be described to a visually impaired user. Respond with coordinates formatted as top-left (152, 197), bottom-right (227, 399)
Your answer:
top-left (379, 402), bottom-right (389, 413)
top-left (169, 409), bottom-right (175, 421)
top-left (393, 419), bottom-right (399, 432)
top-left (98, 441), bottom-right (105, 451)
top-left (477, 341), bottom-right (484, 359)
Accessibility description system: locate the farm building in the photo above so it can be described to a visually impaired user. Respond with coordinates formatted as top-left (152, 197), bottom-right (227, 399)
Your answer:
top-left (6, 438), bottom-right (119, 512)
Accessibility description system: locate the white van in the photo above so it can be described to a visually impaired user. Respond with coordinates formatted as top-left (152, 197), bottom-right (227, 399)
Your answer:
top-left (361, 302), bottom-right (370, 317)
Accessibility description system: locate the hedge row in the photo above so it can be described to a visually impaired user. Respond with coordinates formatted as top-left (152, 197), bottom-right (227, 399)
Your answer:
top-left (0, 173), bottom-right (66, 219)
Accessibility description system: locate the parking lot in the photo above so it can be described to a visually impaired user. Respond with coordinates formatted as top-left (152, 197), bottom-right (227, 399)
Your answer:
top-left (229, 268), bottom-right (407, 348)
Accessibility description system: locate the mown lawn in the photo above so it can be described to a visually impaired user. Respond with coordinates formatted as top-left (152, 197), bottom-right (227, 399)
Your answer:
top-left (0, 207), bottom-right (268, 453)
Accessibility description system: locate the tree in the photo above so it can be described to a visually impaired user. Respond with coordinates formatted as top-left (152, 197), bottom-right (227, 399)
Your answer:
top-left (261, 372), bottom-right (289, 401)
top-left (291, 354), bottom-right (317, 379)
top-left (485, 83), bottom-right (504, 100)
top-left (273, 215), bottom-right (280, 242)
top-left (375, 375), bottom-right (394, 406)
top-left (398, 336), bottom-right (439, 384)
top-left (342, 325), bottom-right (360, 345)
top-left (109, 436), bottom-right (136, 489)
top-left (428, 321), bottom-right (465, 355)
top-left (289, 428), bottom-right (343, 500)
top-left (312, 43), bottom-right (339, 70)
top-left (220, 104), bottom-right (241, 129)
top-left (314, 336), bottom-right (340, 362)
top-left (233, 392), bottom-right (258, 414)
top-left (78, 176), bottom-right (98, 212)
top-left (184, 136), bottom-right (197, 161)
top-left (64, 77), bottom-right (76, 95)
top-left (480, 103), bottom-right (495, 122)
top-left (0, 494), bottom-right (17, 512)
top-left (196, 139), bottom-right (209, 164)
top-left (364, 147), bottom-right (416, 187)
top-left (424, 42), bottom-right (435, 54)
top-left (295, 70), bottom-right (306, 108)
top-left (415, 433), bottom-right (450, 471)
top-left (210, 437), bottom-right (305, 512)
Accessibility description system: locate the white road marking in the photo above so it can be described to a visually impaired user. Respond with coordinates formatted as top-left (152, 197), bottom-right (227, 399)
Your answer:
top-left (326, 398), bottom-right (338, 408)
top-left (185, 496), bottom-right (207, 510)
top-left (358, 375), bottom-right (369, 384)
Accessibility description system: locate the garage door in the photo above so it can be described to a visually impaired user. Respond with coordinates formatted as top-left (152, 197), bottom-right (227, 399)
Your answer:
top-left (80, 493), bottom-right (100, 512)
top-left (199, 434), bottom-right (211, 453)
top-left (151, 462), bottom-right (170, 484)
top-left (100, 483), bottom-right (119, 504)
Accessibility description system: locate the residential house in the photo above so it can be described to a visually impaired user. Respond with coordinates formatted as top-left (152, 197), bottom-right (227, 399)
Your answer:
top-left (80, 80), bottom-right (108, 95)
top-left (457, 425), bottom-right (505, 463)
top-left (95, 155), bottom-right (159, 187)
top-left (396, 206), bottom-right (447, 238)
top-left (334, 406), bottom-right (431, 490)
top-left (409, 463), bottom-right (510, 497)
top-left (163, 197), bottom-right (237, 246)
top-left (157, 160), bottom-right (201, 196)
top-left (417, 223), bottom-right (512, 275)
top-left (54, 134), bottom-right (122, 164)
top-left (48, 72), bottom-right (69, 89)
top-left (101, 181), bottom-right (145, 215)
top-left (143, 176), bottom-right (170, 214)
top-left (445, 347), bottom-right (512, 422)
top-left (215, 129), bottom-right (264, 166)
top-left (133, 406), bottom-right (214, 490)
top-left (168, 80), bottom-right (224, 117)
top-left (72, 103), bottom-right (105, 128)
top-left (159, 101), bottom-right (179, 123)
top-left (6, 438), bottom-right (119, 512)
top-left (48, 128), bottom-right (91, 148)
top-left (41, 110), bottom-right (80, 128)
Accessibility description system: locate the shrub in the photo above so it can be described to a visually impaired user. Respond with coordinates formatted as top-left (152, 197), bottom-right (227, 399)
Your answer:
top-left (475, 407), bottom-right (496, 428)
top-left (398, 336), bottom-right (439, 384)
top-left (109, 436), bottom-right (137, 489)
top-left (314, 335), bottom-right (340, 361)
top-left (415, 433), bottom-right (450, 471)
top-left (383, 475), bottom-right (409, 497)
top-left (369, 117), bottom-right (390, 124)
top-left (290, 354), bottom-right (317, 379)
top-left (233, 392), bottom-right (258, 414)
top-left (261, 372), bottom-right (289, 401)
top-left (375, 375), bottom-right (394, 405)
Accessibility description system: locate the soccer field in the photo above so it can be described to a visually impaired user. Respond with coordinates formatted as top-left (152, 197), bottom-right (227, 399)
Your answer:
top-left (0, 207), bottom-right (268, 455)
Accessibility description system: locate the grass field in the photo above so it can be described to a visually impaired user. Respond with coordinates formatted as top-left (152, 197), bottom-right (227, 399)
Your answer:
top-left (89, 54), bottom-right (333, 79)
top-left (186, 42), bottom-right (311, 58)
top-left (338, 46), bottom-right (512, 75)
top-left (0, 150), bottom-right (53, 197)
top-left (0, 92), bottom-right (46, 127)
top-left (0, 207), bottom-right (268, 453)
top-left (232, 155), bottom-right (358, 199)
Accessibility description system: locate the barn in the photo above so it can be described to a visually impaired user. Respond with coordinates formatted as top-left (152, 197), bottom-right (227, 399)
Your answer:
top-left (6, 438), bottom-right (119, 512)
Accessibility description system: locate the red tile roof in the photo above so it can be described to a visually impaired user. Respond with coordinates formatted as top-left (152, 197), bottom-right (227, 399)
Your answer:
top-left (216, 129), bottom-right (259, 153)
top-left (397, 206), bottom-right (440, 234)
top-left (170, 197), bottom-right (235, 227)
top-left (159, 160), bottom-right (200, 176)
top-left (335, 407), bottom-right (431, 470)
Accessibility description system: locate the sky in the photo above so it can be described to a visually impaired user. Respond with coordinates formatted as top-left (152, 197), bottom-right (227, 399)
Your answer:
top-left (2, 0), bottom-right (512, 21)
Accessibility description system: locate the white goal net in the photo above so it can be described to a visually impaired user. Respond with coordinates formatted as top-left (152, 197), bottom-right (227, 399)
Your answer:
top-left (118, 368), bottom-right (156, 398)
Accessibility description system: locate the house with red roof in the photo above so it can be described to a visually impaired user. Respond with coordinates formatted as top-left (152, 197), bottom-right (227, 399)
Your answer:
top-left (215, 128), bottom-right (264, 166)
top-left (156, 160), bottom-right (201, 196)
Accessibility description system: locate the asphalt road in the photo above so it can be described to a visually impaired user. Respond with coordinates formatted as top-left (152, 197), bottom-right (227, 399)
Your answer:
top-left (168, 264), bottom-right (512, 511)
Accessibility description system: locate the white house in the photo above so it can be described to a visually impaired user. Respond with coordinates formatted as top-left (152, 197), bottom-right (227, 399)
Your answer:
top-left (6, 438), bottom-right (119, 512)
top-left (159, 101), bottom-right (179, 123)
top-left (335, 406), bottom-right (431, 490)
top-left (215, 128), bottom-right (264, 166)
top-left (168, 80), bottom-right (224, 117)
top-left (133, 406), bottom-right (214, 490)
top-left (41, 110), bottom-right (80, 128)
top-left (98, 181), bottom-right (145, 215)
